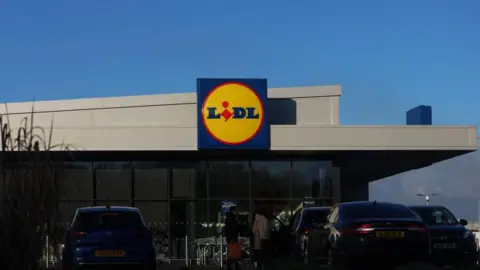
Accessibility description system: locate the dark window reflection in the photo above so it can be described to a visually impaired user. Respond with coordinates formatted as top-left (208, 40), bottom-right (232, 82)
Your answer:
top-left (253, 199), bottom-right (290, 220)
top-left (169, 200), bottom-right (187, 239)
top-left (208, 161), bottom-right (249, 199)
top-left (190, 200), bottom-right (208, 239)
top-left (171, 168), bottom-right (196, 198)
top-left (167, 200), bottom-right (209, 259)
top-left (133, 162), bottom-right (168, 200)
top-left (252, 199), bottom-right (295, 232)
top-left (135, 201), bottom-right (168, 230)
top-left (95, 200), bottom-right (130, 207)
top-left (195, 166), bottom-right (208, 198)
top-left (56, 162), bottom-right (93, 200)
top-left (208, 200), bottom-right (250, 237)
top-left (251, 161), bottom-right (291, 199)
top-left (291, 161), bottom-right (332, 199)
top-left (170, 163), bottom-right (203, 198)
top-left (322, 168), bottom-right (333, 198)
top-left (3, 165), bottom-right (33, 199)
top-left (58, 201), bottom-right (93, 224)
top-left (95, 162), bottom-right (130, 200)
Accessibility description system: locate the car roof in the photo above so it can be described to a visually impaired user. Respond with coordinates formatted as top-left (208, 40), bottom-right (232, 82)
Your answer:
top-left (339, 201), bottom-right (404, 207)
top-left (77, 206), bottom-right (139, 213)
top-left (303, 206), bottom-right (331, 212)
top-left (407, 205), bottom-right (445, 209)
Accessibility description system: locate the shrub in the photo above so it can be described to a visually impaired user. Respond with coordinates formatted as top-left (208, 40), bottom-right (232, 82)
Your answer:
top-left (0, 105), bottom-right (71, 270)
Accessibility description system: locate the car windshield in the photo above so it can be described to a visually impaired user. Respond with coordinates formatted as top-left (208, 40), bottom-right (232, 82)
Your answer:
top-left (343, 203), bottom-right (416, 219)
top-left (73, 211), bottom-right (144, 230)
top-left (302, 209), bottom-right (330, 226)
top-left (409, 207), bottom-right (458, 225)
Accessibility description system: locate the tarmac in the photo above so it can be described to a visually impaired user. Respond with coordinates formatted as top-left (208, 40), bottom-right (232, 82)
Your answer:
top-left (158, 261), bottom-right (478, 270)
top-left (44, 258), bottom-right (478, 270)
top-left (159, 260), bottom-right (329, 270)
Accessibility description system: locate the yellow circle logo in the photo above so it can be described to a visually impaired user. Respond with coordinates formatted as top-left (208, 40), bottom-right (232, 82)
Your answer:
top-left (201, 82), bottom-right (265, 145)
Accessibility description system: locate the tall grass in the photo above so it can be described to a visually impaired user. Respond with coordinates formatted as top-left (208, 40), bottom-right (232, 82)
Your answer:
top-left (0, 105), bottom-right (71, 270)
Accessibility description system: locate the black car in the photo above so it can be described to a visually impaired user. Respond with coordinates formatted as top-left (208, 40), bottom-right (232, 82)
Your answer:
top-left (288, 206), bottom-right (331, 263)
top-left (409, 205), bottom-right (478, 267)
top-left (318, 201), bottom-right (430, 269)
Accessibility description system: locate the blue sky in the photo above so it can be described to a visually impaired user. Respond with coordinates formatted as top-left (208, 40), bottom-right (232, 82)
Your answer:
top-left (1, 0), bottom-right (478, 126)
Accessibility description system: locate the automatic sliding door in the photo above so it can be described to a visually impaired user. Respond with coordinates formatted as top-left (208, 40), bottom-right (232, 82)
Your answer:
top-left (169, 168), bottom-right (196, 263)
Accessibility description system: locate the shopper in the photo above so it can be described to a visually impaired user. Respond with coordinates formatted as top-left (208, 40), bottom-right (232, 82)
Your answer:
top-left (225, 206), bottom-right (242, 270)
top-left (252, 207), bottom-right (271, 270)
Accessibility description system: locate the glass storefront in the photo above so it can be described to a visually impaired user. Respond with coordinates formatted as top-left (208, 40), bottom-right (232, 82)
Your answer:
top-left (44, 159), bottom-right (335, 262)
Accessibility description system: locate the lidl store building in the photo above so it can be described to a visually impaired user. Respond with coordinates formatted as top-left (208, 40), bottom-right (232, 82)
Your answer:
top-left (2, 79), bottom-right (477, 259)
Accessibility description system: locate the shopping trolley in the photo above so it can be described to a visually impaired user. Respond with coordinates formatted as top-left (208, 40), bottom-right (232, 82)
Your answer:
top-left (195, 236), bottom-right (251, 266)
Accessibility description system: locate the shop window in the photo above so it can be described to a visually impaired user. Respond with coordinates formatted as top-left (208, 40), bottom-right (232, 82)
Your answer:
top-left (95, 162), bottom-right (130, 200)
top-left (171, 161), bottom-right (208, 199)
top-left (208, 200), bottom-right (251, 237)
top-left (291, 161), bottom-right (333, 199)
top-left (251, 161), bottom-right (291, 199)
top-left (191, 200), bottom-right (209, 239)
top-left (208, 161), bottom-right (250, 199)
top-left (195, 166), bottom-right (208, 198)
top-left (171, 168), bottom-right (196, 198)
top-left (2, 165), bottom-right (33, 199)
top-left (135, 201), bottom-right (168, 230)
top-left (95, 200), bottom-right (130, 207)
top-left (56, 162), bottom-right (93, 200)
top-left (165, 200), bottom-right (211, 241)
top-left (253, 198), bottom-right (292, 220)
top-left (133, 162), bottom-right (168, 200)
top-left (2, 163), bottom-right (59, 200)
top-left (58, 201), bottom-right (93, 224)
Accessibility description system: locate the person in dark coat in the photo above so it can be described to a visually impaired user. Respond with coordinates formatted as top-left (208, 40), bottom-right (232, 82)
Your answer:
top-left (224, 206), bottom-right (242, 270)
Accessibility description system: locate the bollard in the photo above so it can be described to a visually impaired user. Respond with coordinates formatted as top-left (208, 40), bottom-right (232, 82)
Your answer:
top-left (203, 245), bottom-right (207, 265)
top-left (196, 245), bottom-right (200, 265)
top-left (219, 235), bottom-right (223, 268)
top-left (185, 236), bottom-right (189, 267)
top-left (45, 235), bottom-right (49, 268)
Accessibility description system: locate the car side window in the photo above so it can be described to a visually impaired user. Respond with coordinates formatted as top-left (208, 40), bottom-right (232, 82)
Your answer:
top-left (328, 207), bottom-right (339, 223)
top-left (325, 209), bottom-right (333, 222)
top-left (333, 208), bottom-right (340, 222)
top-left (290, 211), bottom-right (302, 230)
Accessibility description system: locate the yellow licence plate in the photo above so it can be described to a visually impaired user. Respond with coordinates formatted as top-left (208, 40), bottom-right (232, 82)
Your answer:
top-left (95, 250), bottom-right (126, 257)
top-left (376, 231), bottom-right (404, 238)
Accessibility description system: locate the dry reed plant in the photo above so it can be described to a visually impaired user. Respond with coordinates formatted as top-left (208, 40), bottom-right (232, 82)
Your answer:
top-left (0, 105), bottom-right (72, 270)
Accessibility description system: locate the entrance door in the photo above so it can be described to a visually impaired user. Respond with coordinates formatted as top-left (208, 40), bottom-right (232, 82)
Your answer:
top-left (168, 168), bottom-right (196, 264)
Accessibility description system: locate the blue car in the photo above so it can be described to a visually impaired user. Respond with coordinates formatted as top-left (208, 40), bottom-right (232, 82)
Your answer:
top-left (62, 206), bottom-right (156, 270)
